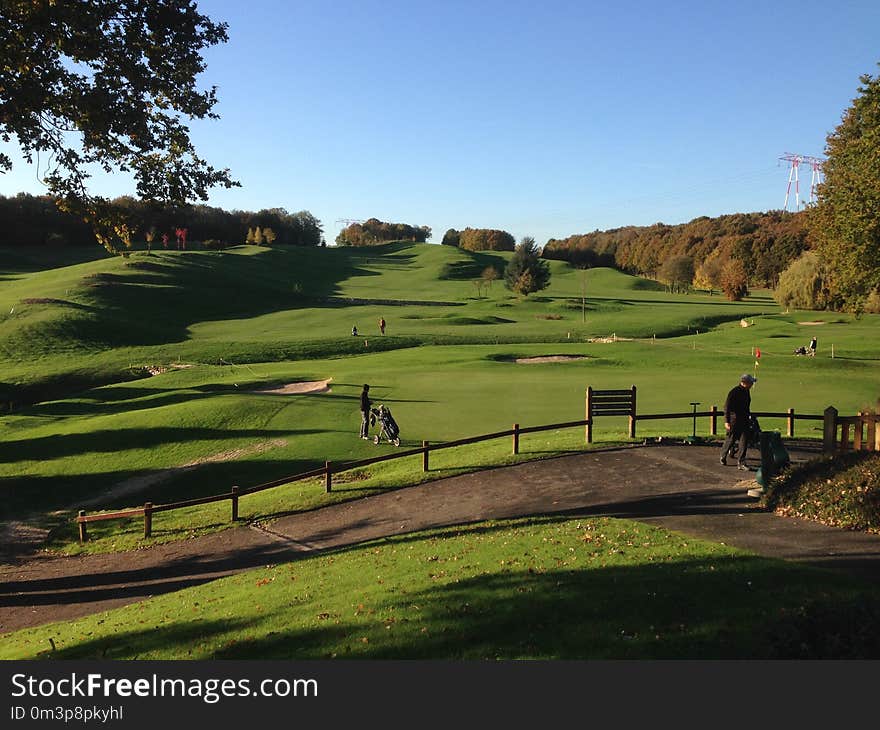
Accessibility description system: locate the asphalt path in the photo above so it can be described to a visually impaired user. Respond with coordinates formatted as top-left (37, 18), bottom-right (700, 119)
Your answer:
top-left (3, 442), bottom-right (880, 634)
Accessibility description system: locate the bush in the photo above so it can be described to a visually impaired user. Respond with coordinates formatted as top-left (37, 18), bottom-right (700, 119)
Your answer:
top-left (202, 239), bottom-right (227, 250)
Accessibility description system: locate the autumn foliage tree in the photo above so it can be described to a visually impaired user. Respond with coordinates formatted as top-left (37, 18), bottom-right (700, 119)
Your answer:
top-left (541, 211), bottom-right (810, 290)
top-left (335, 218), bottom-right (430, 246)
top-left (720, 259), bottom-right (749, 301)
top-left (458, 228), bottom-right (516, 252)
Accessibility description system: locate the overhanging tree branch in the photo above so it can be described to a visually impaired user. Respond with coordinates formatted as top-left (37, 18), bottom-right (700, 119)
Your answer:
top-left (0, 0), bottom-right (239, 253)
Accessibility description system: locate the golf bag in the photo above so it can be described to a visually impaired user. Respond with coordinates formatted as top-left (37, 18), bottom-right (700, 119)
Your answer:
top-left (730, 415), bottom-right (761, 458)
top-left (370, 404), bottom-right (401, 446)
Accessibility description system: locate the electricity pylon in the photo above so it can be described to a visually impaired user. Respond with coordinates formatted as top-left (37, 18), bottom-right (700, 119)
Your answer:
top-left (780, 153), bottom-right (824, 211)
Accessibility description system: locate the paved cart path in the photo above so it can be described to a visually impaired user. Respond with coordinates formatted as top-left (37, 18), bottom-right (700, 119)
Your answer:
top-left (3, 443), bottom-right (880, 634)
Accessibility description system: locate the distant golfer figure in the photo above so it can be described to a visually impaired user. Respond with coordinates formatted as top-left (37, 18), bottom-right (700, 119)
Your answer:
top-left (720, 373), bottom-right (756, 470)
top-left (809, 336), bottom-right (817, 357)
top-left (359, 384), bottom-right (372, 439)
top-left (378, 317), bottom-right (386, 335)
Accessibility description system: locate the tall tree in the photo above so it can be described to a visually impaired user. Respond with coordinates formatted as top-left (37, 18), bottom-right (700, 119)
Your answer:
top-left (441, 228), bottom-right (461, 246)
top-left (720, 259), bottom-right (749, 302)
top-left (773, 252), bottom-right (832, 311)
top-left (504, 237), bottom-right (551, 296)
top-left (659, 255), bottom-right (695, 293)
top-left (808, 63), bottom-right (880, 312)
top-left (0, 0), bottom-right (238, 253)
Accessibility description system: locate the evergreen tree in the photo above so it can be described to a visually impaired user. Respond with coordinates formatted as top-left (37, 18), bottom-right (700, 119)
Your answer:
top-left (504, 237), bottom-right (551, 296)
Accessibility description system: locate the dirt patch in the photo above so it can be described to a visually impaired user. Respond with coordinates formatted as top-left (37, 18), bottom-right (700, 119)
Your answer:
top-left (798, 321), bottom-right (825, 326)
top-left (77, 439), bottom-right (290, 509)
top-left (587, 335), bottom-right (634, 343)
top-left (138, 363), bottom-right (196, 376)
top-left (515, 355), bottom-right (590, 364)
top-left (254, 378), bottom-right (332, 395)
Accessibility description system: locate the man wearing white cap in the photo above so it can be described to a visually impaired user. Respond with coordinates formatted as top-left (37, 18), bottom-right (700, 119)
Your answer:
top-left (720, 373), bottom-right (756, 470)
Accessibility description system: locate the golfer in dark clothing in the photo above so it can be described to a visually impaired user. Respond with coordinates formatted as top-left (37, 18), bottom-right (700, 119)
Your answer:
top-left (720, 373), bottom-right (756, 470)
top-left (359, 384), bottom-right (372, 439)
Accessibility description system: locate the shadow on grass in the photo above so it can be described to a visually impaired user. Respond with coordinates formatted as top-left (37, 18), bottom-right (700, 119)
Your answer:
top-left (208, 554), bottom-right (880, 660)
top-left (0, 426), bottom-right (321, 464)
top-left (45, 618), bottom-right (261, 660)
top-left (2, 450), bottom-right (328, 518)
top-left (0, 538), bottom-right (305, 609)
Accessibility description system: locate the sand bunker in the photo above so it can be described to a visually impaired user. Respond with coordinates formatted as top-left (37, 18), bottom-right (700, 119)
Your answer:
top-left (515, 355), bottom-right (590, 364)
top-left (254, 378), bottom-right (332, 395)
top-left (798, 321), bottom-right (825, 326)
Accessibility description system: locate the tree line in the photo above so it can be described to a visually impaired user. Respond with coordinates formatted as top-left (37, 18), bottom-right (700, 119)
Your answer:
top-left (336, 218), bottom-right (431, 246)
top-left (441, 228), bottom-right (516, 251)
top-left (541, 210), bottom-right (811, 300)
top-left (0, 193), bottom-right (324, 249)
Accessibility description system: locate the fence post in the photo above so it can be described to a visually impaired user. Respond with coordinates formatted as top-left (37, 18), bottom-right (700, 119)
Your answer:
top-left (325, 461), bottom-right (332, 493)
top-left (512, 423), bottom-right (520, 454)
top-left (854, 412), bottom-right (864, 451)
top-left (422, 441), bottom-right (429, 472)
top-left (823, 406), bottom-right (838, 455)
top-left (628, 385), bottom-right (637, 439)
top-left (143, 502), bottom-right (153, 538)
top-left (585, 387), bottom-right (593, 443)
top-left (841, 422), bottom-right (851, 452)
top-left (231, 486), bottom-right (239, 522)
top-left (787, 408), bottom-right (795, 438)
top-left (78, 510), bottom-right (87, 543)
top-left (710, 405), bottom-right (718, 436)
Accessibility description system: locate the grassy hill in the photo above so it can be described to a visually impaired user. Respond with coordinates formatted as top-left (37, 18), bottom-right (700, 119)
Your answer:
top-left (2, 241), bottom-right (879, 659)
top-left (2, 242), bottom-right (878, 533)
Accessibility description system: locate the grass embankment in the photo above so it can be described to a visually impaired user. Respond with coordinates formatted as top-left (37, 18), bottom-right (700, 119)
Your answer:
top-left (3, 515), bottom-right (879, 660)
top-left (764, 451), bottom-right (880, 533)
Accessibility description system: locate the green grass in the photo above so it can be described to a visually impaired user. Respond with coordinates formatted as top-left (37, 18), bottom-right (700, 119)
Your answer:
top-left (3, 515), bottom-right (878, 659)
top-left (3, 242), bottom-right (879, 661)
top-left (2, 242), bottom-right (878, 555)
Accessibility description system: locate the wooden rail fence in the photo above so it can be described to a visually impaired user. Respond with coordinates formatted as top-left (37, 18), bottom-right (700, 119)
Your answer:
top-left (75, 387), bottom-right (876, 542)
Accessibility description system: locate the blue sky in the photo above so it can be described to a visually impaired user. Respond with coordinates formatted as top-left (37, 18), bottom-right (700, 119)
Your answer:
top-left (3, 0), bottom-right (880, 245)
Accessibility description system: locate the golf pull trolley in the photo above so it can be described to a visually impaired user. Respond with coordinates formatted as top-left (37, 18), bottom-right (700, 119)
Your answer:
top-left (370, 404), bottom-right (401, 446)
